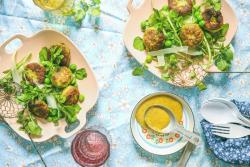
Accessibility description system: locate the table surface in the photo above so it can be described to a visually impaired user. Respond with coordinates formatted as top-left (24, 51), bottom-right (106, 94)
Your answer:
top-left (0, 0), bottom-right (250, 166)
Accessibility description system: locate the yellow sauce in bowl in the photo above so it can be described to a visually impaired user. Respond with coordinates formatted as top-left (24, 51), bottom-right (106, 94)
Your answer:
top-left (135, 95), bottom-right (183, 131)
top-left (144, 107), bottom-right (170, 132)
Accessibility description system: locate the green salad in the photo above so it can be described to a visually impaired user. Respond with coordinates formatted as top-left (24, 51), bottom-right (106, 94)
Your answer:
top-left (0, 44), bottom-right (87, 136)
top-left (132, 0), bottom-right (234, 90)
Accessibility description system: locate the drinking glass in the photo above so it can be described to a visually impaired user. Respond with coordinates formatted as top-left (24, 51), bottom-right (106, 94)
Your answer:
top-left (33, 0), bottom-right (66, 10)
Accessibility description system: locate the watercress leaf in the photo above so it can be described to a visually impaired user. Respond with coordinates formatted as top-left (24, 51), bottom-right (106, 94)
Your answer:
top-left (161, 5), bottom-right (169, 11)
top-left (153, 22), bottom-right (163, 31)
top-left (64, 104), bottom-right (81, 115)
top-left (66, 115), bottom-right (78, 124)
top-left (148, 12), bottom-right (159, 25)
top-left (75, 68), bottom-right (87, 80)
top-left (216, 59), bottom-right (230, 71)
top-left (54, 47), bottom-right (62, 56)
top-left (141, 21), bottom-right (149, 31)
top-left (133, 37), bottom-right (145, 51)
top-left (205, 0), bottom-right (221, 11)
top-left (153, 8), bottom-right (161, 20)
top-left (27, 121), bottom-right (42, 136)
top-left (48, 109), bottom-right (62, 123)
top-left (17, 111), bottom-right (42, 136)
top-left (132, 66), bottom-right (144, 76)
top-left (204, 32), bottom-right (213, 42)
top-left (161, 73), bottom-right (170, 81)
top-left (224, 47), bottom-right (233, 62)
top-left (160, 10), bottom-right (168, 18)
top-left (163, 63), bottom-right (170, 71)
top-left (74, 8), bottom-right (86, 23)
top-left (189, 71), bottom-right (196, 79)
top-left (49, 108), bottom-right (57, 116)
top-left (145, 54), bottom-right (153, 63)
top-left (55, 94), bottom-right (66, 104)
top-left (61, 0), bottom-right (101, 23)
top-left (92, 0), bottom-right (101, 4)
top-left (196, 81), bottom-right (207, 91)
top-left (17, 111), bottom-right (25, 124)
top-left (0, 79), bottom-right (15, 94)
top-left (169, 10), bottom-right (178, 19)
top-left (91, 7), bottom-right (101, 16)
top-left (79, 0), bottom-right (89, 11)
top-left (169, 54), bottom-right (178, 66)
top-left (214, 3), bottom-right (221, 11)
top-left (39, 47), bottom-right (48, 62)
top-left (61, 106), bottom-right (79, 124)
top-left (220, 24), bottom-right (229, 37)
top-left (16, 94), bottom-right (31, 103)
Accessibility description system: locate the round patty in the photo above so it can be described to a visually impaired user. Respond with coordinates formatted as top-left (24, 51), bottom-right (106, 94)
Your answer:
top-left (51, 67), bottom-right (72, 88)
top-left (180, 23), bottom-right (204, 47)
top-left (62, 86), bottom-right (80, 105)
top-left (168, 0), bottom-right (193, 15)
top-left (25, 63), bottom-right (46, 84)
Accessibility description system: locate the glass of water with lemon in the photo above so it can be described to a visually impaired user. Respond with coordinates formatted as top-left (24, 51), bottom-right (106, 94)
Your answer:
top-left (33, 0), bottom-right (66, 10)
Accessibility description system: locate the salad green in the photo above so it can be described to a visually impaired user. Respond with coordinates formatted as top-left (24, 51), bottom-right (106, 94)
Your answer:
top-left (0, 44), bottom-right (87, 136)
top-left (133, 37), bottom-right (145, 51)
top-left (62, 0), bottom-right (101, 24)
top-left (132, 0), bottom-right (234, 89)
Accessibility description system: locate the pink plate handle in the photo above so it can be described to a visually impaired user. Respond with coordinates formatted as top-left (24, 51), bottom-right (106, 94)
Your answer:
top-left (127, 0), bottom-right (135, 14)
top-left (127, 0), bottom-right (152, 14)
top-left (0, 34), bottom-right (27, 54)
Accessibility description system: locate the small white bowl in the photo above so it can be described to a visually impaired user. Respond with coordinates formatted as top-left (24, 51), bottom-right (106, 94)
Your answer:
top-left (130, 92), bottom-right (195, 155)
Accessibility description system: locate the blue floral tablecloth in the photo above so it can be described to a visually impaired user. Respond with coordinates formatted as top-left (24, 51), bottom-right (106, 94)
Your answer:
top-left (0, 0), bottom-right (250, 167)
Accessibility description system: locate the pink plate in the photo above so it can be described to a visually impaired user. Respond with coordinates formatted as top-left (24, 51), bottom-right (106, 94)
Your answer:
top-left (123, 0), bottom-right (238, 87)
top-left (0, 30), bottom-right (99, 142)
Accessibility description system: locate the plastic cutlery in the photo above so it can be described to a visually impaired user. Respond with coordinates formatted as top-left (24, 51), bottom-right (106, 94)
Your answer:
top-left (200, 99), bottom-right (250, 127)
top-left (211, 124), bottom-right (250, 138)
top-left (209, 98), bottom-right (250, 126)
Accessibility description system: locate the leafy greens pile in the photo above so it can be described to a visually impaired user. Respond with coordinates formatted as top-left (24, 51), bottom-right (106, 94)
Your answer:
top-left (132, 0), bottom-right (234, 90)
top-left (0, 44), bottom-right (87, 136)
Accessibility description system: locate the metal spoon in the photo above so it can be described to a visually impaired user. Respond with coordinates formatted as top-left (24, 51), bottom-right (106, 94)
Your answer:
top-left (176, 128), bottom-right (199, 167)
top-left (200, 99), bottom-right (250, 127)
top-left (144, 105), bottom-right (200, 146)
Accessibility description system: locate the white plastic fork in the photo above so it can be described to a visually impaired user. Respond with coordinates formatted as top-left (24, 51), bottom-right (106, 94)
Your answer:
top-left (211, 124), bottom-right (250, 138)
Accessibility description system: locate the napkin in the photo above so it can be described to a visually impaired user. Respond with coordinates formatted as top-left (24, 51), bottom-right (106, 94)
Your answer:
top-left (201, 100), bottom-right (250, 165)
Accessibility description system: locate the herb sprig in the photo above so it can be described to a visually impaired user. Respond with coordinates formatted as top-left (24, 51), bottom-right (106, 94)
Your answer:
top-left (62, 0), bottom-right (101, 24)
